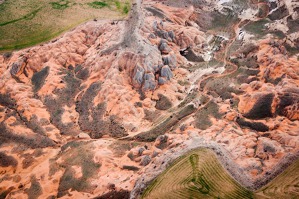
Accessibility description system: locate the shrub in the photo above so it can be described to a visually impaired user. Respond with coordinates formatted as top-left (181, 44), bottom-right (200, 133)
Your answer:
top-left (122, 2), bottom-right (130, 14)
top-left (88, 1), bottom-right (109, 9)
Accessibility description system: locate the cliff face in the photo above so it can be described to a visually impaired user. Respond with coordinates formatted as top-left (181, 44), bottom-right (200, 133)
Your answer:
top-left (0, 0), bottom-right (298, 198)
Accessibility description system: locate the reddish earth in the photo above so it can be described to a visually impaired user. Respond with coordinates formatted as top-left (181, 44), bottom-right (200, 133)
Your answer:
top-left (0, 0), bottom-right (298, 198)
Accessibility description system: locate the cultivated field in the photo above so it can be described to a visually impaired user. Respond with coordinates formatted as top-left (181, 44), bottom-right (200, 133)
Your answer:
top-left (255, 158), bottom-right (299, 199)
top-left (142, 148), bottom-right (299, 199)
top-left (0, 0), bottom-right (130, 51)
top-left (142, 148), bottom-right (254, 199)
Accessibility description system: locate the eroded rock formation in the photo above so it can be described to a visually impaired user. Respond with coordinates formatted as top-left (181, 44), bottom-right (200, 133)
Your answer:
top-left (0, 0), bottom-right (298, 198)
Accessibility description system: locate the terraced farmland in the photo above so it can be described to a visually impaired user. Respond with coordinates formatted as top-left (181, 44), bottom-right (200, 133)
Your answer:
top-left (142, 148), bottom-right (254, 199)
top-left (142, 148), bottom-right (299, 199)
top-left (0, 0), bottom-right (130, 51)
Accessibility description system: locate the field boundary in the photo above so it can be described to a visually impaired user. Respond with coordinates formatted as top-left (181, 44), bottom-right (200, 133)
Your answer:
top-left (131, 141), bottom-right (299, 198)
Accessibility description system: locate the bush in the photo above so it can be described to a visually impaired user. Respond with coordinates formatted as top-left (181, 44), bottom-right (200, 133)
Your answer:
top-left (88, 1), bottom-right (109, 9)
top-left (122, 3), bottom-right (130, 14)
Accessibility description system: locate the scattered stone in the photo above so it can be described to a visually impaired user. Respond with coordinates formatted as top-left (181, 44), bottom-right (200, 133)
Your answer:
top-left (152, 151), bottom-right (159, 158)
top-left (180, 47), bottom-right (204, 62)
top-left (132, 65), bottom-right (145, 87)
top-left (155, 135), bottom-right (168, 149)
top-left (159, 39), bottom-right (171, 54)
top-left (155, 94), bottom-right (172, 110)
top-left (94, 190), bottom-right (130, 199)
top-left (168, 30), bottom-right (175, 41)
top-left (158, 77), bottom-right (167, 85)
top-left (162, 53), bottom-right (177, 69)
top-left (148, 33), bottom-right (156, 39)
top-left (180, 124), bottom-right (187, 131)
top-left (138, 147), bottom-right (145, 156)
top-left (140, 155), bottom-right (151, 166)
top-left (160, 65), bottom-right (173, 80)
top-left (77, 133), bottom-right (90, 139)
top-left (143, 73), bottom-right (156, 91)
top-left (10, 57), bottom-right (26, 76)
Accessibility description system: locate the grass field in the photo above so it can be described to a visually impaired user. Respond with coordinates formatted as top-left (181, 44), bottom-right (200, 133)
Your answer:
top-left (0, 0), bottom-right (131, 51)
top-left (142, 148), bottom-right (299, 199)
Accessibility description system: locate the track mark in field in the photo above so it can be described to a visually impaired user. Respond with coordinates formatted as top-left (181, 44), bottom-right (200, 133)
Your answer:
top-left (0, 8), bottom-right (41, 27)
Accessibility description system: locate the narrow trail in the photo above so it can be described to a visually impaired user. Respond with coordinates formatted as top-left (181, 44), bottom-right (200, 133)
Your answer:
top-left (198, 0), bottom-right (270, 91)
top-left (198, 21), bottom-right (242, 92)
top-left (128, 13), bottom-right (244, 141)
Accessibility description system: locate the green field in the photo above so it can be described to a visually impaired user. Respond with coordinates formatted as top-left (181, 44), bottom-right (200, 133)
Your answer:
top-left (142, 148), bottom-right (299, 199)
top-left (0, 0), bottom-right (130, 51)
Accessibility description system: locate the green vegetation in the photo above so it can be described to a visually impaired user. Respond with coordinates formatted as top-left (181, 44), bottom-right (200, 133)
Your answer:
top-left (143, 149), bottom-right (299, 199)
top-left (50, 0), bottom-right (71, 10)
top-left (284, 43), bottom-right (299, 56)
top-left (0, 0), bottom-right (131, 51)
top-left (142, 148), bottom-right (254, 199)
top-left (0, 8), bottom-right (41, 27)
top-left (0, 187), bottom-right (14, 199)
top-left (115, 1), bottom-right (121, 9)
top-left (87, 0), bottom-right (130, 14)
top-left (87, 1), bottom-right (109, 8)
top-left (122, 1), bottom-right (130, 14)
top-left (271, 30), bottom-right (285, 39)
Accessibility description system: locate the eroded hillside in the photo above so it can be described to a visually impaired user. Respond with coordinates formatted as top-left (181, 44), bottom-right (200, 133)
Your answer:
top-left (0, 0), bottom-right (298, 198)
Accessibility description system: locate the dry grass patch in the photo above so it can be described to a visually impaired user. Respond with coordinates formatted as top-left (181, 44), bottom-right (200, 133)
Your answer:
top-left (0, 0), bottom-right (131, 51)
